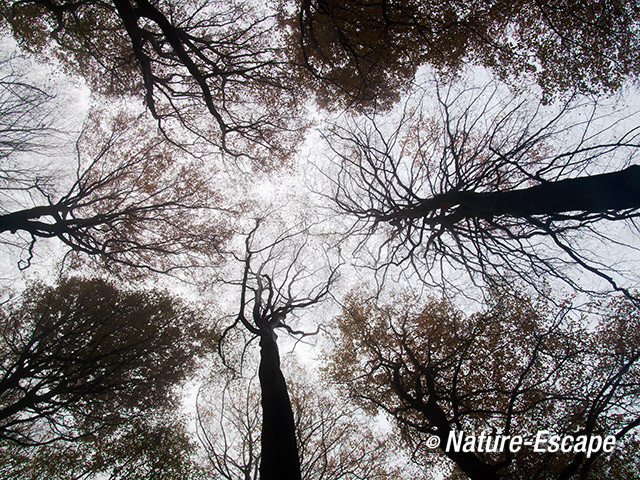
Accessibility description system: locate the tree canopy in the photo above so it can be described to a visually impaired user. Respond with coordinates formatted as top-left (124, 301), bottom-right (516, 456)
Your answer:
top-left (1, 0), bottom-right (309, 158)
top-left (327, 286), bottom-right (640, 479)
top-left (297, 0), bottom-right (640, 102)
top-left (0, 60), bottom-right (230, 274)
top-left (0, 1), bottom-right (639, 478)
top-left (0, 415), bottom-right (207, 480)
top-left (0, 276), bottom-right (216, 445)
top-left (325, 79), bottom-right (640, 300)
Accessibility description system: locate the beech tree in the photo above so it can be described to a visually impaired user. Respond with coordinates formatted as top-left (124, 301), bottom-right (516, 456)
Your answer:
top-left (0, 276), bottom-right (216, 445)
top-left (0, 0), bottom-right (310, 159)
top-left (0, 100), bottom-right (230, 273)
top-left (326, 80), bottom-right (640, 299)
top-left (197, 365), bottom-right (404, 480)
top-left (217, 219), bottom-right (339, 480)
top-left (327, 286), bottom-right (640, 479)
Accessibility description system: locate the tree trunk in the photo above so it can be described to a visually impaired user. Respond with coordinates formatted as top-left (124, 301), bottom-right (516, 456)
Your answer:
top-left (394, 165), bottom-right (640, 224)
top-left (0, 204), bottom-right (65, 235)
top-left (258, 333), bottom-right (301, 480)
top-left (393, 371), bottom-right (500, 480)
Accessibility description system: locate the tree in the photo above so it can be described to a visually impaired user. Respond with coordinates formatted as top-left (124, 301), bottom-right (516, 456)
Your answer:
top-left (0, 53), bottom-right (68, 164)
top-left (325, 80), bottom-right (640, 300)
top-left (326, 285), bottom-right (640, 479)
top-left (0, 276), bottom-right (216, 445)
top-left (197, 363), bottom-right (405, 480)
top-left (0, 0), bottom-right (308, 159)
top-left (296, 0), bottom-right (640, 104)
top-left (0, 96), bottom-right (230, 274)
top-left (217, 219), bottom-right (339, 480)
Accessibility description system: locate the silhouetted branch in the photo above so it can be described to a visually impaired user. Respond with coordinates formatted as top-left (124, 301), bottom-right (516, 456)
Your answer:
top-left (325, 79), bottom-right (640, 300)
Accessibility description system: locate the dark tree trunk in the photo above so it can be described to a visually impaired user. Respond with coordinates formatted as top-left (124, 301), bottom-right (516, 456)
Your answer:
top-left (258, 333), bottom-right (301, 480)
top-left (0, 205), bottom-right (64, 235)
top-left (395, 165), bottom-right (640, 224)
top-left (392, 371), bottom-right (500, 480)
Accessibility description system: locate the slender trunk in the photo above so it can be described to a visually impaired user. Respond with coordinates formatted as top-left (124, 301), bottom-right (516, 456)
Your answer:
top-left (393, 165), bottom-right (640, 224)
top-left (258, 333), bottom-right (301, 480)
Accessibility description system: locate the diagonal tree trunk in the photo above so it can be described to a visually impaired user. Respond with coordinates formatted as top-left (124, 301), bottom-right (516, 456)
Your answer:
top-left (389, 165), bottom-right (640, 225)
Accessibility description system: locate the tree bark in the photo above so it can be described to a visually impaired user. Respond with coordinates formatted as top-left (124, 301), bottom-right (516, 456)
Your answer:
top-left (392, 165), bottom-right (640, 224)
top-left (258, 333), bottom-right (301, 480)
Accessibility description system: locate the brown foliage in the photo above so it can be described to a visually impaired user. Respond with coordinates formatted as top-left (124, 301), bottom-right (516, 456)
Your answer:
top-left (296, 0), bottom-right (640, 102)
top-left (1, 107), bottom-right (231, 275)
top-left (0, 276), bottom-right (217, 445)
top-left (327, 286), bottom-right (640, 478)
top-left (1, 0), bottom-right (308, 159)
top-left (0, 415), bottom-right (207, 480)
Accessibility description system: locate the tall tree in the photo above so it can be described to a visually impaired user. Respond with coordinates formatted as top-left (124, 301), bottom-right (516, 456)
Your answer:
top-left (217, 218), bottom-right (339, 480)
top-left (325, 80), bottom-right (640, 299)
top-left (0, 97), bottom-right (230, 274)
top-left (197, 364), bottom-right (405, 480)
top-left (0, 276), bottom-right (216, 445)
top-left (0, 0), bottom-right (309, 159)
top-left (327, 285), bottom-right (640, 479)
